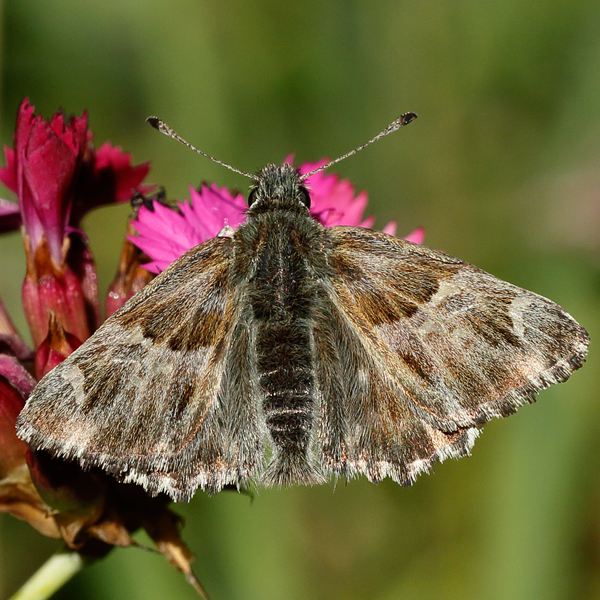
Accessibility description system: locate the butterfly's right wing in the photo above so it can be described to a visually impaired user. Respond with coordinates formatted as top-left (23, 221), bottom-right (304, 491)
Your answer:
top-left (17, 237), bottom-right (263, 501)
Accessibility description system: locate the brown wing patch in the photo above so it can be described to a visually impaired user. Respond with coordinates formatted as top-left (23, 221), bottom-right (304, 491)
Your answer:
top-left (330, 227), bottom-right (463, 306)
top-left (329, 227), bottom-right (462, 328)
top-left (119, 243), bottom-right (231, 352)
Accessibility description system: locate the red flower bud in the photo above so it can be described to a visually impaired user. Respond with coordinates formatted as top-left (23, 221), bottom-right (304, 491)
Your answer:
top-left (35, 312), bottom-right (82, 379)
top-left (22, 233), bottom-right (91, 347)
top-left (11, 99), bottom-right (88, 267)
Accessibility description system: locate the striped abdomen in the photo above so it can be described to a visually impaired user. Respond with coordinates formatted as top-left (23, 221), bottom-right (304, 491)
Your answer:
top-left (247, 212), bottom-right (321, 484)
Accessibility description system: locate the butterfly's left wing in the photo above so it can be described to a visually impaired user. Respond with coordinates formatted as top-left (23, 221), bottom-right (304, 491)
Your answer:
top-left (312, 226), bottom-right (588, 484)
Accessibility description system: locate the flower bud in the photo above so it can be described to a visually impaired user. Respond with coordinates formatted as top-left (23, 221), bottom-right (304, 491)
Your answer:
top-left (22, 234), bottom-right (91, 347)
top-left (35, 312), bottom-right (82, 379)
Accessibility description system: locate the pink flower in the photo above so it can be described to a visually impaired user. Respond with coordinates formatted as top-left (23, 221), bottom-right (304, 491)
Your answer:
top-left (131, 183), bottom-right (247, 273)
top-left (131, 158), bottom-right (424, 273)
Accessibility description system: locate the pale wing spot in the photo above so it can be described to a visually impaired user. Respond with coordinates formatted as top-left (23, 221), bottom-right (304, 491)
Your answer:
top-left (509, 295), bottom-right (532, 338)
top-left (60, 363), bottom-right (86, 404)
top-left (428, 278), bottom-right (462, 306)
top-left (356, 367), bottom-right (370, 389)
top-left (151, 357), bottom-right (175, 376)
top-left (418, 317), bottom-right (445, 336)
top-left (127, 326), bottom-right (146, 345)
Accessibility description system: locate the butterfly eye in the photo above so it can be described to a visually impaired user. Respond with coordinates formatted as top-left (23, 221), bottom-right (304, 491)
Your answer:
top-left (248, 188), bottom-right (258, 207)
top-left (298, 188), bottom-right (311, 208)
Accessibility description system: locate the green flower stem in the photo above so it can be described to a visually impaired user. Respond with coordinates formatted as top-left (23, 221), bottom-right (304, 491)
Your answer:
top-left (10, 550), bottom-right (87, 600)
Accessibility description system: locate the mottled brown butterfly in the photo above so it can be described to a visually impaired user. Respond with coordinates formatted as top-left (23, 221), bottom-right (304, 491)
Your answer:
top-left (17, 114), bottom-right (589, 501)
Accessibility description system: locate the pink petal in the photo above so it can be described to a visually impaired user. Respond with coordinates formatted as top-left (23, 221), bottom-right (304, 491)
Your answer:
top-left (190, 184), bottom-right (247, 233)
top-left (403, 227), bottom-right (425, 245)
top-left (130, 204), bottom-right (198, 264)
top-left (92, 142), bottom-right (151, 202)
top-left (336, 191), bottom-right (368, 225)
top-left (297, 160), bottom-right (371, 228)
top-left (359, 215), bottom-right (375, 229)
top-left (131, 185), bottom-right (249, 273)
top-left (382, 221), bottom-right (397, 235)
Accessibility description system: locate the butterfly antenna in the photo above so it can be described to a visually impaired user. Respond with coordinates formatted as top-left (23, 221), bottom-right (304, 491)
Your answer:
top-left (299, 112), bottom-right (418, 181)
top-left (147, 116), bottom-right (255, 180)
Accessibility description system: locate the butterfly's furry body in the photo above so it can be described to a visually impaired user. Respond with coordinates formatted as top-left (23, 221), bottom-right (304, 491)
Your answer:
top-left (17, 164), bottom-right (589, 501)
top-left (237, 198), bottom-right (328, 486)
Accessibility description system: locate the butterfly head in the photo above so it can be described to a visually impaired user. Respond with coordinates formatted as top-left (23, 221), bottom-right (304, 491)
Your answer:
top-left (248, 163), bottom-right (311, 212)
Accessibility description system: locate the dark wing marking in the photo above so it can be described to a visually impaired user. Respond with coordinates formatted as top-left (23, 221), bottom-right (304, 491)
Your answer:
top-left (17, 237), bottom-right (263, 501)
top-left (312, 227), bottom-right (589, 484)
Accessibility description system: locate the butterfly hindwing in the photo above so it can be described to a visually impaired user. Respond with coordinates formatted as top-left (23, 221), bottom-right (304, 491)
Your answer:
top-left (312, 226), bottom-right (588, 483)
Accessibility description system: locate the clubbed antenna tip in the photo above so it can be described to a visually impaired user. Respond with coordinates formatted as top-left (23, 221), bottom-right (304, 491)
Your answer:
top-left (146, 116), bottom-right (255, 179)
top-left (299, 112), bottom-right (418, 180)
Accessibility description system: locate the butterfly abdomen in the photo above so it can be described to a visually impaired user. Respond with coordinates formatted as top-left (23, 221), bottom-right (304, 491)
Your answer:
top-left (257, 320), bottom-right (316, 483)
top-left (243, 210), bottom-right (325, 485)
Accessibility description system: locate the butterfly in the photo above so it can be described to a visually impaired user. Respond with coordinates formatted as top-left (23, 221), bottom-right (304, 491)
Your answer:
top-left (16, 115), bottom-right (589, 502)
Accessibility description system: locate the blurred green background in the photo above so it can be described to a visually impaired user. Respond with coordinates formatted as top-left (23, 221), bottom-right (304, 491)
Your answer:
top-left (0, 1), bottom-right (599, 599)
